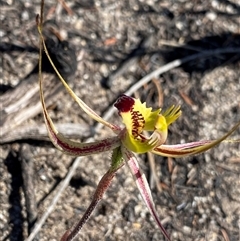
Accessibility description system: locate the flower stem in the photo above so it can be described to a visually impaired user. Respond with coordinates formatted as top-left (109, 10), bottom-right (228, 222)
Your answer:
top-left (60, 169), bottom-right (115, 241)
top-left (61, 147), bottom-right (124, 241)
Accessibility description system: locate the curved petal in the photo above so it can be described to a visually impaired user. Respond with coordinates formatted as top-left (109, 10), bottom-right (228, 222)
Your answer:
top-left (152, 121), bottom-right (240, 158)
top-left (37, 24), bottom-right (120, 133)
top-left (121, 146), bottom-right (171, 241)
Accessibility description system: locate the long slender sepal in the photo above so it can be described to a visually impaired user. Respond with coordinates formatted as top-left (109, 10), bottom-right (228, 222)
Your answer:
top-left (38, 51), bottom-right (120, 155)
top-left (37, 15), bottom-right (120, 156)
top-left (152, 121), bottom-right (240, 158)
top-left (37, 19), bottom-right (119, 133)
top-left (40, 86), bottom-right (120, 155)
top-left (121, 146), bottom-right (171, 241)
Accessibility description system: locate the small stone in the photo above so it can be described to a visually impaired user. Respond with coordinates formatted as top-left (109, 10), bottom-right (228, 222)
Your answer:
top-left (206, 12), bottom-right (217, 21)
top-left (183, 226), bottom-right (191, 234)
top-left (114, 226), bottom-right (124, 236)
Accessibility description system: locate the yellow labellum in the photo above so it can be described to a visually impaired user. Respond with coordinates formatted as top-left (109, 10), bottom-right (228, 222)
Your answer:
top-left (114, 95), bottom-right (181, 153)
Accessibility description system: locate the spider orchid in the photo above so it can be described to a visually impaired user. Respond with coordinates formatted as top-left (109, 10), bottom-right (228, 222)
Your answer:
top-left (37, 8), bottom-right (240, 241)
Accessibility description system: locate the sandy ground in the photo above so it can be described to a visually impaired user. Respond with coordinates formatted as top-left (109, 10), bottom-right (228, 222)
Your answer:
top-left (1, 0), bottom-right (240, 240)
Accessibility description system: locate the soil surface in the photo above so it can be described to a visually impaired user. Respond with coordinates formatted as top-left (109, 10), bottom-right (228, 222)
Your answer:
top-left (1, 0), bottom-right (240, 241)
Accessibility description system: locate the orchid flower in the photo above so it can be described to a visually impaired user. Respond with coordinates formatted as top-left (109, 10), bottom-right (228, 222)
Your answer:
top-left (37, 4), bottom-right (239, 241)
